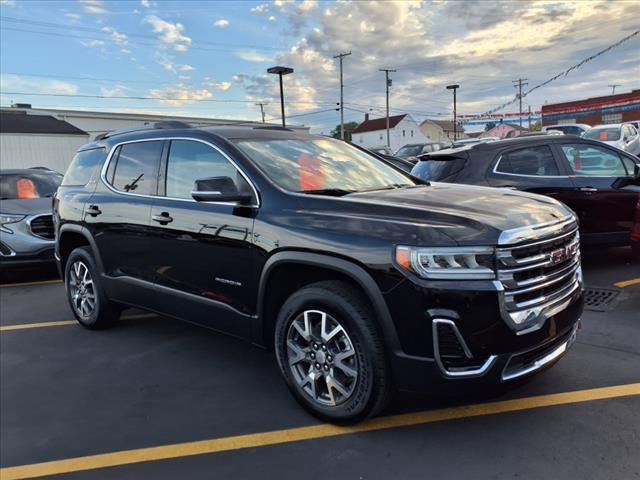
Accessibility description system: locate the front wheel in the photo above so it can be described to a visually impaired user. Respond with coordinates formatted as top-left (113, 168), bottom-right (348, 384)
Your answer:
top-left (275, 280), bottom-right (391, 424)
top-left (64, 246), bottom-right (120, 329)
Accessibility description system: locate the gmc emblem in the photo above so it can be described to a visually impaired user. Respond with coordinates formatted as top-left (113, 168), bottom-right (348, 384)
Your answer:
top-left (550, 245), bottom-right (575, 265)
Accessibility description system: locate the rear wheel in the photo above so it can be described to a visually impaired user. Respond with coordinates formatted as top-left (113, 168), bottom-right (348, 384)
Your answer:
top-left (275, 280), bottom-right (391, 424)
top-left (65, 246), bottom-right (120, 329)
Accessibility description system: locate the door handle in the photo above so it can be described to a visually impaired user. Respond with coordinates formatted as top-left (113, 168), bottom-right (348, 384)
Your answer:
top-left (86, 205), bottom-right (101, 217)
top-left (152, 212), bottom-right (173, 224)
top-left (579, 187), bottom-right (598, 193)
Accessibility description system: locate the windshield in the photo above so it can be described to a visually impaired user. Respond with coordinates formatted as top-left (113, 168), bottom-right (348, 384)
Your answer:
top-left (584, 127), bottom-right (621, 141)
top-left (234, 137), bottom-right (416, 194)
top-left (0, 171), bottom-right (62, 200)
top-left (395, 145), bottom-right (423, 157)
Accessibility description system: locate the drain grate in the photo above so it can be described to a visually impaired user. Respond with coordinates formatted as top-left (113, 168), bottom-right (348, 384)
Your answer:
top-left (583, 287), bottom-right (620, 311)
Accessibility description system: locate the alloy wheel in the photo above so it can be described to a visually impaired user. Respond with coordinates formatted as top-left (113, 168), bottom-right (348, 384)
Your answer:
top-left (286, 309), bottom-right (358, 406)
top-left (68, 260), bottom-right (96, 319)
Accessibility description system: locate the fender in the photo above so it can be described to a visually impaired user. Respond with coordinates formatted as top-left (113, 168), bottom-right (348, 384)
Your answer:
top-left (254, 251), bottom-right (403, 354)
top-left (57, 223), bottom-right (106, 275)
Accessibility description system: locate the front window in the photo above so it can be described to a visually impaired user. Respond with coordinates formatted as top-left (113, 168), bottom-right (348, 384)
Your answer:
top-left (584, 128), bottom-right (621, 142)
top-left (0, 171), bottom-right (62, 200)
top-left (234, 138), bottom-right (415, 193)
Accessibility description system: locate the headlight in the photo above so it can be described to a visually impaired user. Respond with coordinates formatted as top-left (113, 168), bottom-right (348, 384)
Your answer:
top-left (0, 214), bottom-right (26, 233)
top-left (395, 245), bottom-right (496, 280)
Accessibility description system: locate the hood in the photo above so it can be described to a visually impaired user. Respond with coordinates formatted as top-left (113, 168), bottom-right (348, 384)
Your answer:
top-left (0, 198), bottom-right (53, 215)
top-left (338, 183), bottom-right (573, 245)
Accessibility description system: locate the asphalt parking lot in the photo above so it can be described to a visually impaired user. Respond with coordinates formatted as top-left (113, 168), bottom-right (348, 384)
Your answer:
top-left (1, 249), bottom-right (639, 480)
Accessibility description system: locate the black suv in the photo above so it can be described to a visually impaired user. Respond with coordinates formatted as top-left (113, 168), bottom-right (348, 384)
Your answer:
top-left (411, 135), bottom-right (640, 247)
top-left (54, 124), bottom-right (583, 423)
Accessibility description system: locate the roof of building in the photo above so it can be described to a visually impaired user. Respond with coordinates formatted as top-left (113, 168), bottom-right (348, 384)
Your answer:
top-left (0, 112), bottom-right (88, 135)
top-left (352, 114), bottom-right (407, 134)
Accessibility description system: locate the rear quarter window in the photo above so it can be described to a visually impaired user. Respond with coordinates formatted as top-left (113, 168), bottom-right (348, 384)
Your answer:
top-left (62, 148), bottom-right (106, 186)
top-left (411, 155), bottom-right (467, 181)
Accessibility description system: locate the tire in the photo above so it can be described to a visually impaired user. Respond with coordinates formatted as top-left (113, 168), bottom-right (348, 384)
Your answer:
top-left (64, 246), bottom-right (120, 329)
top-left (274, 280), bottom-right (392, 424)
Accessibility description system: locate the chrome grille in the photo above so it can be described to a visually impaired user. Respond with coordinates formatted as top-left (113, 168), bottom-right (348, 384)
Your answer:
top-left (29, 214), bottom-right (55, 240)
top-left (496, 220), bottom-right (582, 333)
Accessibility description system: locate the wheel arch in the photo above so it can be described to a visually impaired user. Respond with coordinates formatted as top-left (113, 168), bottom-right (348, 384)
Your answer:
top-left (254, 251), bottom-right (401, 353)
top-left (57, 224), bottom-right (105, 275)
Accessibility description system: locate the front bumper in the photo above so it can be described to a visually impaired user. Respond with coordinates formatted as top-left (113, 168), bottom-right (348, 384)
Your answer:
top-left (0, 221), bottom-right (55, 269)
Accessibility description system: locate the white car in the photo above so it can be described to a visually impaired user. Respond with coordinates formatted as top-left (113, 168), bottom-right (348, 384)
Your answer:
top-left (583, 123), bottom-right (640, 156)
top-left (542, 123), bottom-right (591, 136)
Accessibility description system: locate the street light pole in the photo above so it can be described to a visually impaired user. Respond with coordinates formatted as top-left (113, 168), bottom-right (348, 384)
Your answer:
top-left (334, 51), bottom-right (351, 140)
top-left (379, 68), bottom-right (396, 148)
top-left (446, 84), bottom-right (460, 141)
top-left (267, 66), bottom-right (294, 127)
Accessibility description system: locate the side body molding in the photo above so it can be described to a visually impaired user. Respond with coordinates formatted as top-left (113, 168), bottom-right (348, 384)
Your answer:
top-left (254, 251), bottom-right (402, 354)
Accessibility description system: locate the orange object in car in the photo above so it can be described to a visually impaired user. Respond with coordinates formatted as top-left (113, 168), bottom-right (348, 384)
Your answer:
top-left (16, 178), bottom-right (38, 198)
top-left (599, 131), bottom-right (608, 141)
top-left (298, 153), bottom-right (325, 191)
top-left (573, 150), bottom-right (582, 170)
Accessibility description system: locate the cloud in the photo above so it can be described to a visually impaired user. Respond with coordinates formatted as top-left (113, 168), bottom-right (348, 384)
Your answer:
top-left (204, 79), bottom-right (232, 91)
top-left (64, 12), bottom-right (81, 22)
top-left (232, 74), bottom-right (247, 83)
top-left (149, 85), bottom-right (213, 106)
top-left (0, 0), bottom-right (16, 6)
top-left (0, 74), bottom-right (78, 95)
top-left (101, 27), bottom-right (128, 46)
top-left (268, 15), bottom-right (276, 22)
top-left (140, 0), bottom-right (150, 7)
top-left (213, 19), bottom-right (229, 28)
top-left (100, 85), bottom-right (128, 97)
top-left (144, 14), bottom-right (192, 52)
top-left (79, 0), bottom-right (109, 15)
top-left (80, 39), bottom-right (105, 48)
top-left (178, 64), bottom-right (194, 72)
top-left (236, 50), bottom-right (273, 63)
top-left (251, 3), bottom-right (269, 13)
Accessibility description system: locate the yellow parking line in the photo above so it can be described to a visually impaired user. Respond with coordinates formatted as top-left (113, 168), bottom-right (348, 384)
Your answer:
top-left (1, 383), bottom-right (638, 480)
top-left (0, 279), bottom-right (62, 288)
top-left (0, 313), bottom-right (158, 332)
top-left (614, 278), bottom-right (640, 288)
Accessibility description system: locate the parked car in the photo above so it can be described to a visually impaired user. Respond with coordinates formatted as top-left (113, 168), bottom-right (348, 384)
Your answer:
top-left (451, 136), bottom-right (500, 148)
top-left (55, 123), bottom-right (583, 423)
top-left (583, 123), bottom-right (640, 155)
top-left (632, 195), bottom-right (640, 260)
top-left (370, 145), bottom-right (394, 156)
top-left (0, 168), bottom-right (61, 270)
top-left (542, 124), bottom-right (591, 136)
top-left (629, 120), bottom-right (640, 132)
top-left (395, 143), bottom-right (444, 162)
top-left (412, 136), bottom-right (640, 248)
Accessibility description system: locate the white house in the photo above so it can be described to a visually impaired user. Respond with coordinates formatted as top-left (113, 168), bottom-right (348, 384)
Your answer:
top-left (351, 114), bottom-right (429, 153)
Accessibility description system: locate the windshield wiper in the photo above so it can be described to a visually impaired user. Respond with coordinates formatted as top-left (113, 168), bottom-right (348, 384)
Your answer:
top-left (357, 183), bottom-right (415, 193)
top-left (299, 188), bottom-right (356, 197)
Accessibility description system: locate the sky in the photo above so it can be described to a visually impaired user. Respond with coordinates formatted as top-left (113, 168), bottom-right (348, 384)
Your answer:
top-left (0, 0), bottom-right (639, 133)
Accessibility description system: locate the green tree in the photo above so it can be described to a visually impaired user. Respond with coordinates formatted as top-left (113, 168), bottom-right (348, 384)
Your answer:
top-left (484, 122), bottom-right (496, 131)
top-left (330, 121), bottom-right (359, 142)
top-left (529, 120), bottom-right (542, 132)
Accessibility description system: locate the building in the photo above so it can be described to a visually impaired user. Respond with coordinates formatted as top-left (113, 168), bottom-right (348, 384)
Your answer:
top-left (351, 114), bottom-right (428, 153)
top-left (481, 123), bottom-right (528, 139)
top-left (419, 119), bottom-right (465, 142)
top-left (0, 105), bottom-right (309, 173)
top-left (541, 89), bottom-right (640, 126)
top-left (0, 110), bottom-right (89, 172)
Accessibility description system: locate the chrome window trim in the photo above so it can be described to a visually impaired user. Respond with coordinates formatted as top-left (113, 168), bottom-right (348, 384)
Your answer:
top-left (432, 319), bottom-right (497, 378)
top-left (26, 213), bottom-right (55, 241)
top-left (99, 137), bottom-right (261, 207)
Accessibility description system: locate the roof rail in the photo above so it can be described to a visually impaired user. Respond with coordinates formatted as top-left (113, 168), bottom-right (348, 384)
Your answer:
top-left (252, 125), bottom-right (294, 132)
top-left (94, 120), bottom-right (193, 141)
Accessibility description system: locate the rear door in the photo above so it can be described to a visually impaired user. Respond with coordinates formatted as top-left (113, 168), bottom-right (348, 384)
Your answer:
top-left (147, 138), bottom-right (257, 338)
top-left (83, 139), bottom-right (164, 306)
top-left (556, 141), bottom-right (638, 244)
top-left (486, 145), bottom-right (575, 205)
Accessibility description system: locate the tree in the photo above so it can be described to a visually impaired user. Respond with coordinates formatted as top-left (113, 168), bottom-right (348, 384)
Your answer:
top-left (484, 122), bottom-right (496, 132)
top-left (330, 121), bottom-right (359, 142)
top-left (529, 120), bottom-right (542, 132)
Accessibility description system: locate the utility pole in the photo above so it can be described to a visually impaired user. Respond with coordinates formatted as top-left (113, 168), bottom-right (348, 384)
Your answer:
top-left (446, 84), bottom-right (460, 140)
top-left (333, 51), bottom-right (351, 140)
top-left (608, 84), bottom-right (621, 95)
top-left (255, 103), bottom-right (266, 123)
top-left (528, 105), bottom-right (532, 130)
top-left (379, 68), bottom-right (396, 148)
top-left (512, 78), bottom-right (528, 127)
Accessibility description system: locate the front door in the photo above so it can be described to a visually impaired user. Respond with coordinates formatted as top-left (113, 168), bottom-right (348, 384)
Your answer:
top-left (557, 142), bottom-right (638, 245)
top-left (148, 138), bottom-right (258, 339)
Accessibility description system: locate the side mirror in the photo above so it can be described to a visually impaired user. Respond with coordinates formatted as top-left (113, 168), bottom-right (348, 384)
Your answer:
top-left (191, 176), bottom-right (253, 204)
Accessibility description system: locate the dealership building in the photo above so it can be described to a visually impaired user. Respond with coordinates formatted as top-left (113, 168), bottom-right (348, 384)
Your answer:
top-left (0, 105), bottom-right (308, 173)
top-left (541, 89), bottom-right (640, 126)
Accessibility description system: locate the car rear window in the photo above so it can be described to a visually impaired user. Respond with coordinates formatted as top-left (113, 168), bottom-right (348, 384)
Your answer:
top-left (0, 172), bottom-right (62, 199)
top-left (62, 148), bottom-right (106, 186)
top-left (410, 155), bottom-right (467, 181)
top-left (584, 128), bottom-right (621, 141)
